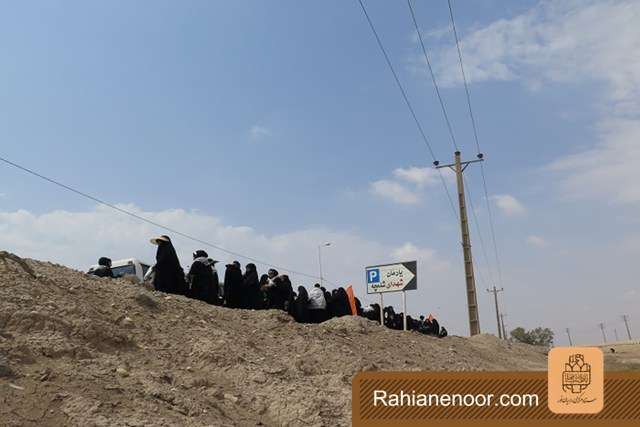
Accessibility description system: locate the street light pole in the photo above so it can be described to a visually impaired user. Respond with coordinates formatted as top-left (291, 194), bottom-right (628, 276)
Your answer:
top-left (318, 242), bottom-right (331, 287)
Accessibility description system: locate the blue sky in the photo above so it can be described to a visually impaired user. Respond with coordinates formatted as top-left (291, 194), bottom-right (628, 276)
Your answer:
top-left (1, 0), bottom-right (639, 344)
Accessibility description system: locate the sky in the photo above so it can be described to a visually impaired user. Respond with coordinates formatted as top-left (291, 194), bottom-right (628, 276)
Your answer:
top-left (1, 0), bottom-right (638, 344)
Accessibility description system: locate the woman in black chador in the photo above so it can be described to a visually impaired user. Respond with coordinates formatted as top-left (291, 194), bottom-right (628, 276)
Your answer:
top-left (187, 250), bottom-right (218, 303)
top-left (242, 263), bottom-right (261, 309)
top-left (150, 235), bottom-right (186, 295)
top-left (293, 286), bottom-right (310, 323)
top-left (223, 261), bottom-right (243, 308)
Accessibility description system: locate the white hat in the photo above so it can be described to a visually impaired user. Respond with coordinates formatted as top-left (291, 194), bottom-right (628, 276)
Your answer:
top-left (150, 235), bottom-right (171, 245)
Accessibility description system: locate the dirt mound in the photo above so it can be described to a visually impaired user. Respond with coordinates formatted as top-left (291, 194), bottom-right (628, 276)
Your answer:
top-left (0, 251), bottom-right (547, 426)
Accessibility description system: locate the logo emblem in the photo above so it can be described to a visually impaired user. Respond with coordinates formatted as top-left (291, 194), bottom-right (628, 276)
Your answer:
top-left (562, 354), bottom-right (591, 393)
top-left (548, 347), bottom-right (603, 414)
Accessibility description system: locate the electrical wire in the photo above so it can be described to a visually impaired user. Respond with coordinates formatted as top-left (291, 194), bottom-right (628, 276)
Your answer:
top-left (408, 0), bottom-right (496, 287)
top-left (356, 0), bottom-right (458, 219)
top-left (446, 0), bottom-right (503, 286)
top-left (407, 0), bottom-right (459, 152)
top-left (0, 155), bottom-right (331, 283)
top-left (464, 174), bottom-right (496, 286)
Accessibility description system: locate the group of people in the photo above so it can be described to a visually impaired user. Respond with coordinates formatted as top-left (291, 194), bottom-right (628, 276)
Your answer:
top-left (89, 234), bottom-right (447, 337)
top-left (360, 304), bottom-right (447, 337)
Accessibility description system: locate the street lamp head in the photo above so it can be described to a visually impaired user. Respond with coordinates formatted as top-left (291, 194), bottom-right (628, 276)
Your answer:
top-left (323, 242), bottom-right (331, 247)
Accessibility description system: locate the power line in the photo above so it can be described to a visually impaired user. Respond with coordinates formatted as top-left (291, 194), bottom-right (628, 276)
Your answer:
top-left (407, 0), bottom-right (458, 152)
top-left (500, 312), bottom-right (507, 340)
top-left (622, 314), bottom-right (633, 340)
top-left (473, 251), bottom-right (487, 291)
top-left (480, 169), bottom-right (502, 285)
top-left (435, 152), bottom-right (483, 335)
top-left (446, 0), bottom-right (503, 287)
top-left (598, 322), bottom-right (607, 344)
top-left (409, 0), bottom-right (500, 333)
top-left (0, 155), bottom-right (329, 283)
top-left (356, 0), bottom-right (458, 219)
top-left (408, 0), bottom-right (496, 287)
top-left (446, 0), bottom-right (479, 154)
top-left (486, 285), bottom-right (504, 339)
top-left (565, 328), bottom-right (573, 346)
top-left (463, 174), bottom-right (496, 285)
top-left (564, 315), bottom-right (631, 335)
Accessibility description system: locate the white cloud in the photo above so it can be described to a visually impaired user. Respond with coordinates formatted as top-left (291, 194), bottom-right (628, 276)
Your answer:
top-left (393, 166), bottom-right (441, 188)
top-left (0, 205), bottom-right (451, 294)
top-left (526, 235), bottom-right (548, 248)
top-left (424, 0), bottom-right (640, 205)
top-left (391, 242), bottom-right (450, 273)
top-left (491, 194), bottom-right (526, 216)
top-left (431, 0), bottom-right (640, 114)
top-left (549, 119), bottom-right (640, 204)
top-left (369, 179), bottom-right (420, 205)
top-left (369, 166), bottom-right (453, 205)
top-left (248, 125), bottom-right (272, 142)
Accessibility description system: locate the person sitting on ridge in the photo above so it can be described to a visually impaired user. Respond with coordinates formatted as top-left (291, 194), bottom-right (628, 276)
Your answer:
top-left (293, 286), bottom-right (310, 323)
top-left (263, 269), bottom-right (283, 309)
top-left (187, 250), bottom-right (218, 303)
top-left (223, 261), bottom-right (243, 308)
top-left (308, 283), bottom-right (328, 323)
top-left (242, 263), bottom-right (261, 309)
top-left (89, 257), bottom-right (114, 278)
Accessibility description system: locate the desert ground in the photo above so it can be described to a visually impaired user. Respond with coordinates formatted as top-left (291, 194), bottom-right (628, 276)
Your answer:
top-left (0, 250), bottom-right (634, 426)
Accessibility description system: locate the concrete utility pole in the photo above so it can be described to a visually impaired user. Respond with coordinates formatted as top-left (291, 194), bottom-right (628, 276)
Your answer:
top-left (566, 328), bottom-right (573, 346)
top-left (500, 313), bottom-right (508, 340)
top-left (436, 151), bottom-right (484, 336)
top-left (614, 328), bottom-right (619, 342)
top-left (622, 314), bottom-right (633, 340)
top-left (598, 322), bottom-right (607, 344)
top-left (487, 286), bottom-right (504, 339)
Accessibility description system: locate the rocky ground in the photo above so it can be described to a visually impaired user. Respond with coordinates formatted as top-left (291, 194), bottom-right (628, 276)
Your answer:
top-left (0, 250), bottom-right (552, 426)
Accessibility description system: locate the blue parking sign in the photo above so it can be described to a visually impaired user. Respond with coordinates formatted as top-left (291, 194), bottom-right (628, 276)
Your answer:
top-left (367, 268), bottom-right (380, 284)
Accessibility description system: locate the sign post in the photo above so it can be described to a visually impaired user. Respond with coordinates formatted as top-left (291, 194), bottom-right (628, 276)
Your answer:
top-left (402, 291), bottom-right (407, 331)
top-left (366, 261), bottom-right (417, 331)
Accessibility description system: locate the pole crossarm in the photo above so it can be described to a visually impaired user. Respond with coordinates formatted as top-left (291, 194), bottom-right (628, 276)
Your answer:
top-left (435, 158), bottom-right (484, 171)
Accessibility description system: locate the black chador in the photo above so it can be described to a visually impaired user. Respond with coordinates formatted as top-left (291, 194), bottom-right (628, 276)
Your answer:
top-left (293, 286), bottom-right (310, 323)
top-left (151, 235), bottom-right (186, 295)
top-left (242, 263), bottom-right (261, 309)
top-left (188, 250), bottom-right (218, 303)
top-left (223, 261), bottom-right (243, 308)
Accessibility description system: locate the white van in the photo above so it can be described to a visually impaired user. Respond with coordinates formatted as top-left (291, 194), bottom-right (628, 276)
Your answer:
top-left (88, 258), bottom-right (151, 283)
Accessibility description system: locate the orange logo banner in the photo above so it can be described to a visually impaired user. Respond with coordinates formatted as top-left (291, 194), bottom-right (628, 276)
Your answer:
top-left (352, 371), bottom-right (640, 426)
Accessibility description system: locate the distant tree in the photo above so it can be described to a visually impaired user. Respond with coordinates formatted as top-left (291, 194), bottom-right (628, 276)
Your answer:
top-left (510, 327), bottom-right (528, 343)
top-left (510, 326), bottom-right (554, 348)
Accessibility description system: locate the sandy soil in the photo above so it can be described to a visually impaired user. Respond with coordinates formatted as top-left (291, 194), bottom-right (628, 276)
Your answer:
top-left (601, 342), bottom-right (640, 371)
top-left (1, 250), bottom-right (553, 426)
